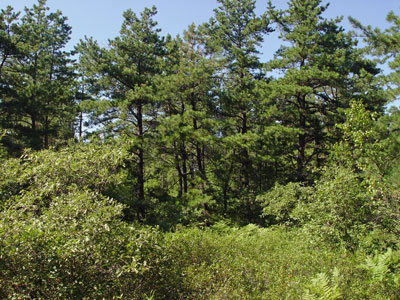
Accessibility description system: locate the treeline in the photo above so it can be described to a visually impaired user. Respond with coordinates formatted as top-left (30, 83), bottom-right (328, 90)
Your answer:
top-left (2, 0), bottom-right (398, 226)
top-left (1, 0), bottom-right (400, 225)
top-left (1, 0), bottom-right (400, 298)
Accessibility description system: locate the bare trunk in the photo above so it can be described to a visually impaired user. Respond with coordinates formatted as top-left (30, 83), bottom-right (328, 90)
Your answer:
top-left (181, 139), bottom-right (188, 194)
top-left (297, 95), bottom-right (306, 182)
top-left (137, 101), bottom-right (145, 220)
top-left (79, 111), bottom-right (83, 140)
top-left (191, 98), bottom-right (208, 193)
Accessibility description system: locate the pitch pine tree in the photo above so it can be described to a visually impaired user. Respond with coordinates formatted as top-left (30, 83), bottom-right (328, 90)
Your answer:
top-left (77, 6), bottom-right (165, 220)
top-left (267, 0), bottom-right (386, 182)
top-left (0, 0), bottom-right (76, 153)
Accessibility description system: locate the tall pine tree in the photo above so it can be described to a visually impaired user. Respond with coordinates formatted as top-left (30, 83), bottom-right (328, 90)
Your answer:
top-left (148, 26), bottom-right (218, 224)
top-left (77, 6), bottom-right (165, 220)
top-left (350, 10), bottom-right (400, 101)
top-left (200, 0), bottom-right (272, 219)
top-left (0, 0), bottom-right (76, 154)
top-left (267, 0), bottom-right (386, 182)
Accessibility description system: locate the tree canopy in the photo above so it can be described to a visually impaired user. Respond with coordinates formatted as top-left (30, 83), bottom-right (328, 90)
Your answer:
top-left (1, 1), bottom-right (400, 298)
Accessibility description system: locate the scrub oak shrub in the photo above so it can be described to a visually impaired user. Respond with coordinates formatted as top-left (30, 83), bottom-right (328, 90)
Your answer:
top-left (0, 142), bottom-right (164, 299)
top-left (0, 189), bottom-right (163, 299)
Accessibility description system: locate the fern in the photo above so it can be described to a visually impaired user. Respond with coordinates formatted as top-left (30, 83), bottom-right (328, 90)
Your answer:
top-left (303, 268), bottom-right (341, 300)
top-left (362, 248), bottom-right (393, 282)
top-left (361, 248), bottom-right (400, 287)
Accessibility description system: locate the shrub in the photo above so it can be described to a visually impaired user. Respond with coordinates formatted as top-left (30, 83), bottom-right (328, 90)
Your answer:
top-left (155, 225), bottom-right (346, 299)
top-left (0, 143), bottom-right (164, 299)
top-left (0, 189), bottom-right (162, 299)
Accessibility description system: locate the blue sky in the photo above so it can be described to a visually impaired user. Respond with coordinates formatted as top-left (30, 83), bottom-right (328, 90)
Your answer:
top-left (5, 0), bottom-right (400, 62)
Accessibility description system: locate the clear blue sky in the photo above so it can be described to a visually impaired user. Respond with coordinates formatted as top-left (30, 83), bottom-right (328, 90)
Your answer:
top-left (4, 0), bottom-right (400, 62)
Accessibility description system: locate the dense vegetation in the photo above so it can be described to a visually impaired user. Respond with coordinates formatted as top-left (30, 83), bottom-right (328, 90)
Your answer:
top-left (1, 0), bottom-right (400, 298)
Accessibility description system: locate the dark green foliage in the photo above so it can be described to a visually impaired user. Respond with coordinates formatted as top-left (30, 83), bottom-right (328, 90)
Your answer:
top-left (267, 0), bottom-right (386, 182)
top-left (1, 1), bottom-right (400, 298)
top-left (77, 6), bottom-right (166, 220)
top-left (350, 10), bottom-right (400, 100)
top-left (149, 28), bottom-right (217, 224)
top-left (0, 6), bottom-right (20, 77)
top-left (0, 0), bottom-right (76, 154)
top-left (260, 102), bottom-right (400, 249)
top-left (198, 0), bottom-right (275, 220)
top-left (377, 107), bottom-right (400, 189)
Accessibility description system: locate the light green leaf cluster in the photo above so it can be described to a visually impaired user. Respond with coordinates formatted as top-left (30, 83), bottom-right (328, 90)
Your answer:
top-left (303, 268), bottom-right (341, 300)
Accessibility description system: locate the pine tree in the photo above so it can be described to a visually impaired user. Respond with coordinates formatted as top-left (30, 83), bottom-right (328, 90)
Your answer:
top-left (200, 0), bottom-right (272, 219)
top-left (0, 0), bottom-right (76, 154)
top-left (267, 0), bottom-right (386, 182)
top-left (0, 6), bottom-right (20, 78)
top-left (0, 5), bottom-right (20, 156)
top-left (150, 26), bottom-right (217, 222)
top-left (77, 6), bottom-right (165, 220)
top-left (350, 10), bottom-right (400, 101)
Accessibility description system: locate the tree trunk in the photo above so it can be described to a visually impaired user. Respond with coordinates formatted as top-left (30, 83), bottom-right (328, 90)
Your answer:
top-left (44, 115), bottom-right (49, 149)
top-left (297, 95), bottom-right (306, 182)
top-left (181, 139), bottom-right (188, 194)
top-left (79, 111), bottom-right (83, 140)
top-left (136, 101), bottom-right (145, 220)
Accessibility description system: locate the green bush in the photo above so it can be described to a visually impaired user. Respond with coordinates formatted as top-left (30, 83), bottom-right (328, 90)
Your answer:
top-left (0, 142), bottom-right (129, 210)
top-left (259, 165), bottom-right (400, 250)
top-left (156, 226), bottom-right (400, 299)
top-left (0, 128), bottom-right (399, 299)
top-left (0, 189), bottom-right (162, 299)
top-left (155, 225), bottom-right (346, 299)
top-left (258, 182), bottom-right (313, 226)
top-left (0, 143), bottom-right (164, 299)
